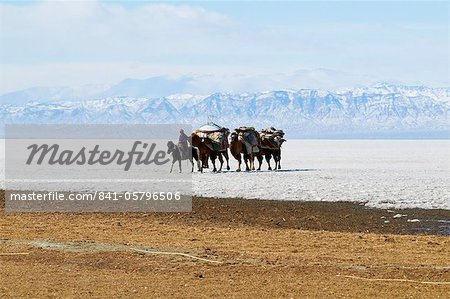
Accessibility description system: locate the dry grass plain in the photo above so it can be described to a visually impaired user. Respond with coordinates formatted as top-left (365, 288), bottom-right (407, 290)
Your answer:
top-left (1, 192), bottom-right (449, 298)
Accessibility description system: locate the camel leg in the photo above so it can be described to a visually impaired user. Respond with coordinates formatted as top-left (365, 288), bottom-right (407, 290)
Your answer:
top-left (211, 156), bottom-right (217, 172)
top-left (192, 148), bottom-right (200, 172)
top-left (200, 151), bottom-right (206, 168)
top-left (178, 159), bottom-right (182, 173)
top-left (265, 153), bottom-right (272, 170)
top-left (217, 154), bottom-right (224, 172)
top-left (274, 154), bottom-right (279, 170)
top-left (230, 151), bottom-right (241, 172)
top-left (192, 156), bottom-right (201, 172)
top-left (202, 153), bottom-right (209, 168)
top-left (257, 155), bottom-right (263, 171)
top-left (202, 156), bottom-right (207, 168)
top-left (197, 156), bottom-right (203, 173)
top-left (277, 151), bottom-right (281, 169)
top-left (250, 154), bottom-right (256, 170)
top-left (235, 154), bottom-right (242, 172)
top-left (225, 151), bottom-right (230, 170)
top-left (170, 160), bottom-right (175, 173)
top-left (212, 161), bottom-right (217, 172)
top-left (244, 154), bottom-right (250, 171)
top-left (205, 154), bottom-right (210, 168)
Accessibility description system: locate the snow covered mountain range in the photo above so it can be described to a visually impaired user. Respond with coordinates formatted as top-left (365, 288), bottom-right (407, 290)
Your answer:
top-left (1, 83), bottom-right (449, 138)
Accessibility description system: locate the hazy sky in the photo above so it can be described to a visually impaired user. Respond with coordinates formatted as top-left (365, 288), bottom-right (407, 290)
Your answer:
top-left (0, 0), bottom-right (448, 94)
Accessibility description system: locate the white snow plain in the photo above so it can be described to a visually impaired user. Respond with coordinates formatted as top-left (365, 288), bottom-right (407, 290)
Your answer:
top-left (192, 140), bottom-right (450, 209)
top-left (1, 140), bottom-right (449, 210)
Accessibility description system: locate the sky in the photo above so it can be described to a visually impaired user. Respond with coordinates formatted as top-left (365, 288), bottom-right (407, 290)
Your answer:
top-left (0, 0), bottom-right (448, 94)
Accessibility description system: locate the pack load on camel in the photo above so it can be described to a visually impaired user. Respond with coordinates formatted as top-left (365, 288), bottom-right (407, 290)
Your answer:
top-left (191, 122), bottom-right (231, 172)
top-left (235, 126), bottom-right (260, 154)
top-left (260, 127), bottom-right (286, 149)
top-left (192, 122), bottom-right (230, 151)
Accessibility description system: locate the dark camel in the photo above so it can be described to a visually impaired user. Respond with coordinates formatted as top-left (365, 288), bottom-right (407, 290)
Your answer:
top-left (256, 138), bottom-right (286, 170)
top-left (166, 141), bottom-right (201, 173)
top-left (191, 134), bottom-right (230, 172)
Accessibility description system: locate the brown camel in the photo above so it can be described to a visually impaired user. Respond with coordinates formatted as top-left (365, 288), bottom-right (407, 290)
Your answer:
top-left (191, 134), bottom-right (230, 172)
top-left (229, 132), bottom-right (250, 171)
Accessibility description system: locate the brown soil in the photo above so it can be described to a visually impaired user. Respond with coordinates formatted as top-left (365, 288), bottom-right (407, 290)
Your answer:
top-left (0, 191), bottom-right (449, 298)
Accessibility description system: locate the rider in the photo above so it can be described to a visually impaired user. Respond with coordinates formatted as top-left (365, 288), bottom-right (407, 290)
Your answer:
top-left (178, 129), bottom-right (189, 158)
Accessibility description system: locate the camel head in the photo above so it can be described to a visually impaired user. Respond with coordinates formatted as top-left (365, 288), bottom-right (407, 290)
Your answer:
top-left (191, 134), bottom-right (199, 146)
top-left (167, 141), bottom-right (175, 154)
top-left (230, 132), bottom-right (239, 143)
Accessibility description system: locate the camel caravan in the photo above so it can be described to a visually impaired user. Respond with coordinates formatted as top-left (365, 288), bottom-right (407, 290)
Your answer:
top-left (167, 122), bottom-right (286, 173)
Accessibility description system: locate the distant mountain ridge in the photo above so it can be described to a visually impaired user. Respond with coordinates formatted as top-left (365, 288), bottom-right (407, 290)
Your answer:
top-left (1, 83), bottom-right (449, 138)
top-left (0, 76), bottom-right (192, 105)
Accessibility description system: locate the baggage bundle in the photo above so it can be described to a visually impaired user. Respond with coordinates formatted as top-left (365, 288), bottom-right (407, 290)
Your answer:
top-left (235, 126), bottom-right (260, 153)
top-left (192, 123), bottom-right (229, 151)
top-left (260, 127), bottom-right (285, 149)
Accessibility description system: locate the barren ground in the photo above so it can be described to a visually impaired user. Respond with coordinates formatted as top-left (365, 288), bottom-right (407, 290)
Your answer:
top-left (1, 192), bottom-right (449, 298)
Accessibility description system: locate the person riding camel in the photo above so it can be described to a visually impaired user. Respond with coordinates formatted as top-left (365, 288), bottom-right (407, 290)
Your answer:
top-left (178, 129), bottom-right (189, 158)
